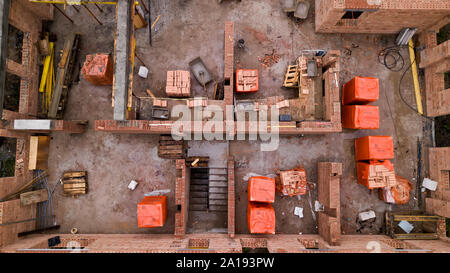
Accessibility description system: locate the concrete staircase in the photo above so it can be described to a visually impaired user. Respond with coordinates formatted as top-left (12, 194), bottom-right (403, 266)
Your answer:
top-left (189, 167), bottom-right (228, 212)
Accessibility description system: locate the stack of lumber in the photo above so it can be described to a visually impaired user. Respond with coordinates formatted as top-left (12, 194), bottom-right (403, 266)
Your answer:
top-left (158, 135), bottom-right (186, 159)
top-left (63, 171), bottom-right (88, 197)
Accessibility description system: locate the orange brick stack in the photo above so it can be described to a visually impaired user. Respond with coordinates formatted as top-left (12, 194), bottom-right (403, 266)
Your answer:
top-left (248, 176), bottom-right (275, 203)
top-left (247, 202), bottom-right (275, 234)
top-left (236, 69), bottom-right (258, 93)
top-left (342, 77), bottom-right (379, 129)
top-left (166, 70), bottom-right (191, 97)
top-left (81, 54), bottom-right (114, 85)
top-left (247, 176), bottom-right (275, 234)
top-left (137, 195), bottom-right (167, 228)
top-left (354, 136), bottom-right (411, 204)
top-left (275, 166), bottom-right (308, 196)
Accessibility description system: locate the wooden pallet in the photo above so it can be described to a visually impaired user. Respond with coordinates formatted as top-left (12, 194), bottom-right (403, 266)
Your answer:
top-left (63, 171), bottom-right (87, 197)
top-left (158, 135), bottom-right (186, 159)
top-left (283, 65), bottom-right (299, 88)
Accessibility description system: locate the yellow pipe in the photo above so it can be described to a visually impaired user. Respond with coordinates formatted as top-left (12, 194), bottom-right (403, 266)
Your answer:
top-left (39, 43), bottom-right (54, 92)
top-left (408, 38), bottom-right (423, 115)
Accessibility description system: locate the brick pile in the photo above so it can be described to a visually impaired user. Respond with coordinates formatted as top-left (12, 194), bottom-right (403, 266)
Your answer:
top-left (236, 69), bottom-right (258, 93)
top-left (82, 54), bottom-right (114, 85)
top-left (275, 166), bottom-right (308, 197)
top-left (166, 71), bottom-right (191, 97)
top-left (152, 99), bottom-right (167, 108)
top-left (342, 77), bottom-right (379, 129)
top-left (137, 196), bottom-right (167, 228)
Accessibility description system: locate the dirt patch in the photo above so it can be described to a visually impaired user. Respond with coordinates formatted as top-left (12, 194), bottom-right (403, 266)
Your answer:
top-left (435, 115), bottom-right (450, 147)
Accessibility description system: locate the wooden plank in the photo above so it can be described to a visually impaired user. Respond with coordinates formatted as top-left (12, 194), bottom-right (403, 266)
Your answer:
top-left (159, 145), bottom-right (184, 150)
top-left (63, 171), bottom-right (86, 178)
top-left (63, 183), bottom-right (86, 189)
top-left (62, 178), bottom-right (86, 183)
top-left (20, 189), bottom-right (48, 206)
top-left (28, 136), bottom-right (50, 170)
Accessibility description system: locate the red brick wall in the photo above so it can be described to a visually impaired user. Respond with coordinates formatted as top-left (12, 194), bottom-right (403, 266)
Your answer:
top-left (316, 0), bottom-right (450, 34)
top-left (426, 148), bottom-right (450, 219)
top-left (175, 160), bottom-right (190, 237)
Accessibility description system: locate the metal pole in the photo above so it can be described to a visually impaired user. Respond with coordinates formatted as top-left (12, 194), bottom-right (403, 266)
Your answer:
top-left (148, 0), bottom-right (152, 46)
top-left (139, 0), bottom-right (149, 13)
top-left (135, 54), bottom-right (146, 67)
top-left (71, 5), bottom-right (80, 12)
top-left (53, 4), bottom-right (74, 24)
top-left (83, 4), bottom-right (103, 25)
top-left (94, 3), bottom-right (103, 13)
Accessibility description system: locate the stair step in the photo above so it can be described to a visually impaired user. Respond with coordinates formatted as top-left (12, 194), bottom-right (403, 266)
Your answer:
top-left (192, 173), bottom-right (209, 179)
top-left (191, 192), bottom-right (208, 198)
top-left (190, 204), bottom-right (207, 211)
top-left (209, 169), bottom-right (228, 175)
top-left (210, 181), bottom-right (227, 187)
top-left (190, 198), bottom-right (208, 205)
top-left (209, 187), bottom-right (227, 193)
top-left (191, 185), bottom-right (208, 192)
top-left (209, 205), bottom-right (227, 212)
top-left (209, 193), bottom-right (227, 200)
top-left (209, 199), bottom-right (227, 205)
top-left (191, 179), bottom-right (209, 185)
top-left (209, 175), bottom-right (227, 181)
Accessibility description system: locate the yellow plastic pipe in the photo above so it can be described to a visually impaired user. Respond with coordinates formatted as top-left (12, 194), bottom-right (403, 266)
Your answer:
top-left (39, 43), bottom-right (53, 93)
top-left (408, 38), bottom-right (423, 115)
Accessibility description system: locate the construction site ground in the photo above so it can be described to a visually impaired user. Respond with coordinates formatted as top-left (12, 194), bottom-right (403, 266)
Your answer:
top-left (46, 0), bottom-right (433, 235)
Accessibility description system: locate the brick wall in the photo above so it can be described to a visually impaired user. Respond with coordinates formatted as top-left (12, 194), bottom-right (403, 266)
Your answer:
top-left (2, 234), bottom-right (449, 253)
top-left (317, 162), bottom-right (342, 246)
top-left (175, 159), bottom-right (190, 237)
top-left (426, 148), bottom-right (450, 219)
top-left (315, 0), bottom-right (450, 34)
top-left (0, 199), bottom-right (36, 248)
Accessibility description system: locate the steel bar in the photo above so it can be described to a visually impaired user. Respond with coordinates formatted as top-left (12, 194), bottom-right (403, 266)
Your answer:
top-left (53, 4), bottom-right (74, 24)
top-left (83, 4), bottom-right (103, 25)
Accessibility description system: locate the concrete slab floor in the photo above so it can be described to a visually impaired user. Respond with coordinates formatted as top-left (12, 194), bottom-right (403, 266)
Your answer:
top-left (46, 0), bottom-right (433, 235)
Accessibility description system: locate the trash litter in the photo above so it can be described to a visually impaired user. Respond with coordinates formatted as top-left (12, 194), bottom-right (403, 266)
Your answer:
top-left (422, 178), bottom-right (438, 191)
top-left (398, 220), bottom-right (414, 234)
top-left (138, 66), bottom-right (149, 78)
top-left (128, 180), bottom-right (138, 191)
top-left (314, 200), bottom-right (324, 212)
top-left (294, 207), bottom-right (304, 218)
top-left (358, 210), bottom-right (376, 222)
top-left (144, 189), bottom-right (171, 196)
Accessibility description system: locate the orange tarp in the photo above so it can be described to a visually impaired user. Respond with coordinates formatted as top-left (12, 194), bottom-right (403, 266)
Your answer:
top-left (379, 175), bottom-right (412, 205)
top-left (356, 160), bottom-right (396, 189)
top-left (355, 136), bottom-right (394, 161)
top-left (342, 105), bottom-right (379, 129)
top-left (81, 53), bottom-right (114, 86)
top-left (248, 176), bottom-right (275, 203)
top-left (342, 76), bottom-right (379, 105)
top-left (247, 202), bottom-right (275, 234)
top-left (137, 195), bottom-right (167, 228)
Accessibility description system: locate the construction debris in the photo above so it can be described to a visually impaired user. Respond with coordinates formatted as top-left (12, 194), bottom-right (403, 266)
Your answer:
top-left (398, 220), bottom-right (414, 234)
top-left (294, 207), bottom-right (303, 218)
top-left (422, 178), bottom-right (438, 191)
top-left (358, 210), bottom-right (376, 222)
top-left (81, 53), bottom-right (114, 85)
top-left (236, 69), bottom-right (258, 93)
top-left (258, 49), bottom-right (280, 69)
top-left (138, 66), bottom-right (149, 78)
top-left (128, 180), bottom-right (138, 191)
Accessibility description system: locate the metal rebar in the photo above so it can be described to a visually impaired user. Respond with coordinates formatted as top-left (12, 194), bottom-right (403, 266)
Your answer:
top-left (135, 54), bottom-right (146, 67)
top-left (83, 4), bottom-right (103, 25)
top-left (94, 3), bottom-right (103, 13)
top-left (53, 4), bottom-right (74, 24)
top-left (139, 0), bottom-right (149, 13)
top-left (71, 5), bottom-right (80, 12)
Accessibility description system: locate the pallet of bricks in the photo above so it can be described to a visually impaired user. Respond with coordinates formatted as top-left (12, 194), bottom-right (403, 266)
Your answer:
top-left (247, 176), bottom-right (275, 234)
top-left (63, 171), bottom-right (88, 197)
top-left (166, 70), bottom-right (191, 97)
top-left (341, 76), bottom-right (380, 129)
top-left (158, 135), bottom-right (186, 159)
top-left (355, 136), bottom-right (412, 205)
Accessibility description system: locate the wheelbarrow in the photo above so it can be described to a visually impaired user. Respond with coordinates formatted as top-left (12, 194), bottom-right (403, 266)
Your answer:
top-left (189, 57), bottom-right (213, 91)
